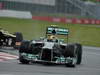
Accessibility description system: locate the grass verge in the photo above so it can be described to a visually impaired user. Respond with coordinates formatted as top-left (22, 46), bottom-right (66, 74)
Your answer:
top-left (0, 17), bottom-right (100, 47)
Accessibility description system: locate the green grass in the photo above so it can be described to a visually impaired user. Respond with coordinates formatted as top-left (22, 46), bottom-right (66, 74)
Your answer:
top-left (0, 17), bottom-right (100, 47)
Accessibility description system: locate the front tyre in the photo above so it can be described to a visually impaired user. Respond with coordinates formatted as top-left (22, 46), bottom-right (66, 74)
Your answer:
top-left (19, 55), bottom-right (29, 64)
top-left (75, 43), bottom-right (82, 65)
top-left (19, 40), bottom-right (30, 53)
top-left (19, 40), bottom-right (30, 64)
top-left (65, 62), bottom-right (75, 67)
top-left (64, 44), bottom-right (77, 67)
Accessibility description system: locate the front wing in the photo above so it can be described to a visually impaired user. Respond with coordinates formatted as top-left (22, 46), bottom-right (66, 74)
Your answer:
top-left (20, 53), bottom-right (76, 65)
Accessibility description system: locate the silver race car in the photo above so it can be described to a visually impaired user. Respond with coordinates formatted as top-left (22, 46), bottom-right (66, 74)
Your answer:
top-left (19, 26), bottom-right (82, 67)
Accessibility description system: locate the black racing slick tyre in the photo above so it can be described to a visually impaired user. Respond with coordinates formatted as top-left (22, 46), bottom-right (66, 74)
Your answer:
top-left (19, 40), bottom-right (30, 53)
top-left (63, 44), bottom-right (75, 57)
top-left (14, 32), bottom-right (23, 42)
top-left (65, 63), bottom-right (75, 67)
top-left (19, 55), bottom-right (29, 64)
top-left (75, 43), bottom-right (82, 65)
top-left (64, 44), bottom-right (76, 67)
top-left (0, 41), bottom-right (3, 48)
top-left (13, 32), bottom-right (23, 49)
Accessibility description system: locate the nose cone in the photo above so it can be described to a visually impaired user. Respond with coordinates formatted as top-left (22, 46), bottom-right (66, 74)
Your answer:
top-left (43, 42), bottom-right (54, 49)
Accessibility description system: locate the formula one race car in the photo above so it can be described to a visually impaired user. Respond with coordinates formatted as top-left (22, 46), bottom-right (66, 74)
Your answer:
top-left (19, 26), bottom-right (82, 67)
top-left (0, 28), bottom-right (23, 49)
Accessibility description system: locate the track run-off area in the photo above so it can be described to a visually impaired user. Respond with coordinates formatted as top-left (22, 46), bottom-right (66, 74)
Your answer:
top-left (0, 46), bottom-right (100, 75)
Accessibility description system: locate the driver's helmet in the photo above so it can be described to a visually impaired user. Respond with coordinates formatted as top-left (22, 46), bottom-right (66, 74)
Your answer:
top-left (48, 35), bottom-right (58, 42)
top-left (50, 35), bottom-right (55, 40)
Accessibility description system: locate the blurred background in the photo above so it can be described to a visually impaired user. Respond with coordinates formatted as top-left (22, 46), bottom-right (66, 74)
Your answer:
top-left (0, 0), bottom-right (100, 19)
top-left (0, 0), bottom-right (100, 47)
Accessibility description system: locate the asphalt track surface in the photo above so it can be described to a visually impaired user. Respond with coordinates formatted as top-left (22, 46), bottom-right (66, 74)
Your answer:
top-left (0, 46), bottom-right (100, 75)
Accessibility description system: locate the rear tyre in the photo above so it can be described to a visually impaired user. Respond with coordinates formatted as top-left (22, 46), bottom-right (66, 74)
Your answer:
top-left (14, 32), bottom-right (23, 42)
top-left (13, 32), bottom-right (23, 49)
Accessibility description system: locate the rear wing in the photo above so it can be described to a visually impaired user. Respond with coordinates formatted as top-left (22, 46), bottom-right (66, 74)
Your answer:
top-left (46, 26), bottom-right (69, 42)
top-left (46, 27), bottom-right (69, 35)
